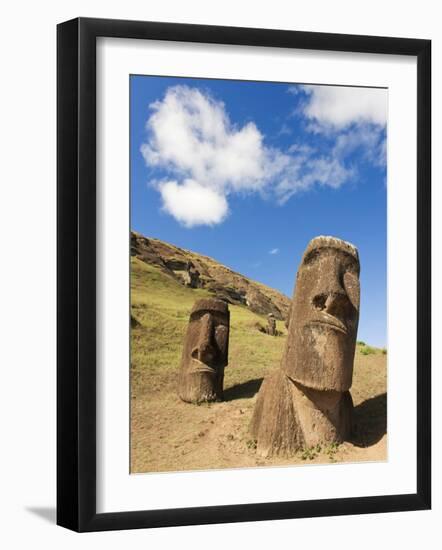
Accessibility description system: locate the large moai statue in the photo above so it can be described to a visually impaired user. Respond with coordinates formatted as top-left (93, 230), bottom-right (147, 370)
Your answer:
top-left (250, 236), bottom-right (360, 457)
top-left (178, 298), bottom-right (230, 404)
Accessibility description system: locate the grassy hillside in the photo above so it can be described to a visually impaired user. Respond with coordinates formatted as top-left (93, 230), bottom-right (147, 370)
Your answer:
top-left (131, 256), bottom-right (288, 397)
top-left (131, 256), bottom-right (387, 473)
top-left (131, 231), bottom-right (291, 319)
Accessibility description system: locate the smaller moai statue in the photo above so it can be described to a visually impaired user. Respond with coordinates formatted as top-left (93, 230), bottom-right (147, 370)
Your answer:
top-left (178, 298), bottom-right (230, 403)
top-left (188, 264), bottom-right (200, 288)
top-left (267, 313), bottom-right (277, 336)
top-left (250, 236), bottom-right (360, 456)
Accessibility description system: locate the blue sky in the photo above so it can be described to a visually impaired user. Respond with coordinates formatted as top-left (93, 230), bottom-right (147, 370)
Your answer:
top-left (130, 76), bottom-right (387, 347)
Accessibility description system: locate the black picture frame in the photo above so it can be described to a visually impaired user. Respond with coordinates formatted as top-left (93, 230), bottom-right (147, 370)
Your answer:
top-left (57, 17), bottom-right (431, 532)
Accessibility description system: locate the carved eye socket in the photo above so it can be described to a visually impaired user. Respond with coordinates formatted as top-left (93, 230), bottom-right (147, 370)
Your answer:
top-left (343, 271), bottom-right (360, 310)
top-left (215, 325), bottom-right (228, 350)
top-left (312, 293), bottom-right (327, 311)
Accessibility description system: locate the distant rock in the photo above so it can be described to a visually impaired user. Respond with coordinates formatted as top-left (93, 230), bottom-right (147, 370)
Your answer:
top-left (131, 231), bottom-right (290, 320)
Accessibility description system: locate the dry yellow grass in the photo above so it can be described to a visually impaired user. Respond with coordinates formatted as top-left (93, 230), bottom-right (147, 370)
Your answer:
top-left (130, 257), bottom-right (387, 473)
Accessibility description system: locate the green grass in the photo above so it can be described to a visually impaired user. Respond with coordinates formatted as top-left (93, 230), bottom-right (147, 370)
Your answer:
top-left (359, 344), bottom-right (377, 356)
top-left (131, 256), bottom-right (387, 473)
top-left (131, 257), bottom-right (287, 398)
top-left (356, 341), bottom-right (386, 357)
top-left (131, 256), bottom-right (386, 397)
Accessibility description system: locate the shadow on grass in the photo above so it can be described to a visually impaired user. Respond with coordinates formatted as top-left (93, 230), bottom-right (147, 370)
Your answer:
top-left (350, 392), bottom-right (387, 447)
top-left (224, 378), bottom-right (263, 401)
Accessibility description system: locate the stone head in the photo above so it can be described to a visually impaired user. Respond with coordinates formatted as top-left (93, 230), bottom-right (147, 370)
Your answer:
top-left (283, 236), bottom-right (360, 391)
top-left (178, 298), bottom-right (230, 402)
top-left (184, 298), bottom-right (229, 369)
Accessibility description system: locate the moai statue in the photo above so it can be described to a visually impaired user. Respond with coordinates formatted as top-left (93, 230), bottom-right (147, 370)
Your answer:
top-left (187, 263), bottom-right (200, 288)
top-left (182, 261), bottom-right (200, 288)
top-left (250, 236), bottom-right (360, 456)
top-left (178, 298), bottom-right (230, 403)
top-left (267, 313), bottom-right (277, 336)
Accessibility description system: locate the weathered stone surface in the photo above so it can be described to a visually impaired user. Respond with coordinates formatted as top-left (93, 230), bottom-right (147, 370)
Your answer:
top-left (178, 298), bottom-right (230, 404)
top-left (165, 258), bottom-right (190, 271)
top-left (204, 282), bottom-right (247, 306)
top-left (131, 231), bottom-right (290, 320)
top-left (174, 261), bottom-right (200, 288)
top-left (250, 370), bottom-right (304, 456)
top-left (250, 236), bottom-right (360, 456)
top-left (267, 313), bottom-right (277, 336)
top-left (186, 263), bottom-right (200, 288)
top-left (283, 236), bottom-right (360, 391)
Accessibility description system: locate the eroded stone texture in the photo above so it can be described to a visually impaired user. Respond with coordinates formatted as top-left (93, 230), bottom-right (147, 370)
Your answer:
top-left (250, 236), bottom-right (360, 456)
top-left (267, 313), bottom-right (277, 336)
top-left (182, 262), bottom-right (200, 288)
top-left (178, 298), bottom-right (230, 403)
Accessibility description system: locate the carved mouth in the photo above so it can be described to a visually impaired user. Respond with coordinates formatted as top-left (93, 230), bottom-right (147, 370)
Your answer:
top-left (307, 314), bottom-right (348, 335)
top-left (190, 358), bottom-right (217, 374)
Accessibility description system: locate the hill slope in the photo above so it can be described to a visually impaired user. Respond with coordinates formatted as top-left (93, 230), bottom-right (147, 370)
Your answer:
top-left (131, 256), bottom-right (288, 398)
top-left (131, 231), bottom-right (290, 320)
top-left (130, 255), bottom-right (387, 474)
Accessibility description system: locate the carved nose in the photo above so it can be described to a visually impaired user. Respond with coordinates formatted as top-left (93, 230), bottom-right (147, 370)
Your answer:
top-left (324, 292), bottom-right (349, 317)
top-left (311, 255), bottom-right (350, 313)
top-left (192, 314), bottom-right (216, 363)
top-left (312, 289), bottom-right (350, 322)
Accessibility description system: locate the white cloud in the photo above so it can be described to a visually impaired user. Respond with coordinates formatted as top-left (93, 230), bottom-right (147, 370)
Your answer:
top-left (274, 156), bottom-right (355, 204)
top-left (300, 85), bottom-right (387, 128)
top-left (277, 123), bottom-right (292, 136)
top-left (141, 85), bottom-right (286, 194)
top-left (269, 248), bottom-right (279, 255)
top-left (332, 124), bottom-right (386, 167)
top-left (141, 85), bottom-right (386, 226)
top-left (158, 179), bottom-right (228, 227)
top-left (141, 85), bottom-right (293, 225)
top-left (279, 84), bottom-right (388, 201)
top-left (287, 85), bottom-right (301, 95)
top-left (288, 143), bottom-right (314, 155)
